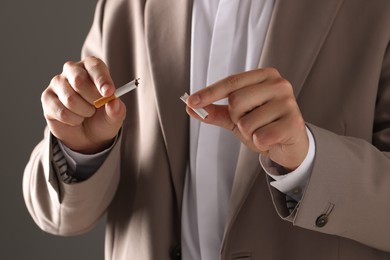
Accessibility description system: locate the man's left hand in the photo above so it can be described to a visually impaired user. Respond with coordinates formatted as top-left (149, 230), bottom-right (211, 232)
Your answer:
top-left (186, 68), bottom-right (309, 170)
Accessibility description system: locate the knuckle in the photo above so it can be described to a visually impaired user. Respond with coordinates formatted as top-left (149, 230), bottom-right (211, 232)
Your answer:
top-left (252, 132), bottom-right (266, 149)
top-left (87, 56), bottom-right (104, 69)
top-left (63, 61), bottom-right (76, 72)
top-left (236, 118), bottom-right (251, 136)
top-left (228, 91), bottom-right (241, 109)
top-left (254, 129), bottom-right (275, 144)
top-left (225, 75), bottom-right (241, 89)
top-left (51, 74), bottom-right (62, 85)
top-left (63, 92), bottom-right (78, 107)
top-left (72, 73), bottom-right (88, 88)
top-left (264, 67), bottom-right (280, 77)
top-left (200, 87), bottom-right (215, 102)
top-left (276, 78), bottom-right (293, 94)
top-left (56, 106), bottom-right (69, 122)
top-left (283, 95), bottom-right (297, 109)
top-left (86, 56), bottom-right (101, 63)
top-left (43, 78), bottom-right (59, 103)
top-left (40, 89), bottom-right (49, 104)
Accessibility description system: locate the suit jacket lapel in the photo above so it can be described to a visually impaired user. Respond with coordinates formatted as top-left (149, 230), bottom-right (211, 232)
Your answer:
top-left (260, 0), bottom-right (345, 97)
top-left (222, 0), bottom-right (344, 248)
top-left (144, 0), bottom-right (193, 211)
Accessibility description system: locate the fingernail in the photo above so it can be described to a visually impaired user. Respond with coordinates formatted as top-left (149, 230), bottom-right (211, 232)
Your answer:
top-left (189, 94), bottom-right (200, 105)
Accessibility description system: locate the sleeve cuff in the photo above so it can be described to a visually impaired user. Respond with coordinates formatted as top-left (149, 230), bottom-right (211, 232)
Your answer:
top-left (260, 126), bottom-right (316, 201)
top-left (57, 135), bottom-right (118, 181)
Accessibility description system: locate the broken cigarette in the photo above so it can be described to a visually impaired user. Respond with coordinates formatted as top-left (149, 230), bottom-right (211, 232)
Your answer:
top-left (94, 78), bottom-right (140, 108)
top-left (180, 92), bottom-right (208, 119)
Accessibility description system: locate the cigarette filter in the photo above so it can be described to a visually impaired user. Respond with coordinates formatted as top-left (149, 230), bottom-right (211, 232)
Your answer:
top-left (180, 92), bottom-right (208, 119)
top-left (94, 78), bottom-right (140, 108)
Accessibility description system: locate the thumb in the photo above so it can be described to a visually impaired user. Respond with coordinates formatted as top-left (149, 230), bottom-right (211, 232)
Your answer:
top-left (95, 99), bottom-right (127, 133)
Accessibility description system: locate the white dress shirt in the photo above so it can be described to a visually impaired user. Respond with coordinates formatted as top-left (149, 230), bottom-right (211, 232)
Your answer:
top-left (182, 0), bottom-right (275, 259)
top-left (58, 0), bottom-right (316, 259)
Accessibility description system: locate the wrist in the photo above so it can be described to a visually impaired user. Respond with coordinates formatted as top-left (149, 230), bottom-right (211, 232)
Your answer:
top-left (62, 137), bottom-right (116, 155)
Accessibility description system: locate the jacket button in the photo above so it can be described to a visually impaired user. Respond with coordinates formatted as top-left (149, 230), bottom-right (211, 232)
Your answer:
top-left (170, 245), bottom-right (181, 260)
top-left (316, 214), bottom-right (328, 227)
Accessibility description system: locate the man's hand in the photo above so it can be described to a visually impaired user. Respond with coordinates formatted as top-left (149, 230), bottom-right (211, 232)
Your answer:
top-left (186, 68), bottom-right (309, 170)
top-left (41, 56), bottom-right (126, 154)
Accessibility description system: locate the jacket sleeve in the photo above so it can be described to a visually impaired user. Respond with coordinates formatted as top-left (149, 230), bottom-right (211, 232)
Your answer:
top-left (268, 42), bottom-right (390, 252)
top-left (23, 127), bottom-right (121, 236)
top-left (22, 0), bottom-right (121, 236)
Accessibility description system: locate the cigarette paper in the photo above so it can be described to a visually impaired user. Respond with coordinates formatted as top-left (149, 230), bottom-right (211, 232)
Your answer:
top-left (94, 78), bottom-right (140, 108)
top-left (180, 92), bottom-right (208, 119)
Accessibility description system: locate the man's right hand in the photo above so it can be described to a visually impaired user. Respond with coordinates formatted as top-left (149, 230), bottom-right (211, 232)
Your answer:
top-left (41, 56), bottom-right (126, 154)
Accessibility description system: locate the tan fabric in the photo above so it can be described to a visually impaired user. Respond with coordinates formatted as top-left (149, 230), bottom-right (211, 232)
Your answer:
top-left (23, 0), bottom-right (390, 259)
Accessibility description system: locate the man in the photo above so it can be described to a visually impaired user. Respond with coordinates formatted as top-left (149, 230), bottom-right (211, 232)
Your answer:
top-left (23, 0), bottom-right (390, 259)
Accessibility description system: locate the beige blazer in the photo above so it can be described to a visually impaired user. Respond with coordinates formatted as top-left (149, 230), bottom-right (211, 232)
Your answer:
top-left (23, 0), bottom-right (390, 259)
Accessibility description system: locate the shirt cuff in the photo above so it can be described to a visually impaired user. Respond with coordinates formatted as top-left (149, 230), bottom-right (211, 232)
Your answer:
top-left (259, 126), bottom-right (316, 202)
top-left (57, 137), bottom-right (117, 180)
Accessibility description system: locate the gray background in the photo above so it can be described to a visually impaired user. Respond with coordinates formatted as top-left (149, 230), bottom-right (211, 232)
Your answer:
top-left (0, 1), bottom-right (106, 259)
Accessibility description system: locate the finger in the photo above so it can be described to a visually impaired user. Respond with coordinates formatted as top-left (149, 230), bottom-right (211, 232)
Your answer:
top-left (252, 113), bottom-right (302, 152)
top-left (251, 121), bottom-right (284, 154)
top-left (252, 115), bottom-right (307, 170)
top-left (186, 103), bottom-right (236, 130)
top-left (63, 61), bottom-right (103, 104)
top-left (188, 68), bottom-right (280, 108)
top-left (104, 99), bottom-right (127, 126)
top-left (236, 98), bottom-right (289, 141)
top-left (185, 102), bottom-right (281, 156)
top-left (89, 98), bottom-right (127, 133)
top-left (82, 56), bottom-right (115, 97)
top-left (50, 75), bottom-right (96, 118)
top-left (42, 88), bottom-right (85, 126)
top-left (228, 77), bottom-right (293, 123)
top-left (186, 103), bottom-right (266, 154)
